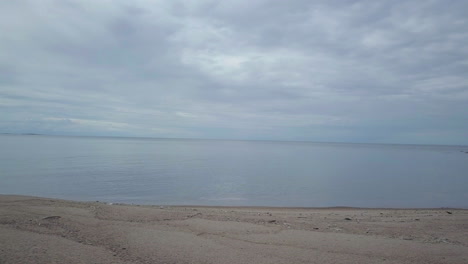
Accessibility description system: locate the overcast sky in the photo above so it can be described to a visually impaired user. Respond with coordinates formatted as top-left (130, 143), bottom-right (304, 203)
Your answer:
top-left (1, 0), bottom-right (467, 145)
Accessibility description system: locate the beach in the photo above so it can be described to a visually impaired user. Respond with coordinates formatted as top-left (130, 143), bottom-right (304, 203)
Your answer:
top-left (1, 195), bottom-right (467, 264)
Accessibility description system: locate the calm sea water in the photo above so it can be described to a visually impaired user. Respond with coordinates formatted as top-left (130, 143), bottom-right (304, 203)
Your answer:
top-left (1, 134), bottom-right (467, 208)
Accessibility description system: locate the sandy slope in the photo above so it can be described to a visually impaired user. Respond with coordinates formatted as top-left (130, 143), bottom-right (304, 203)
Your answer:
top-left (0, 195), bottom-right (467, 264)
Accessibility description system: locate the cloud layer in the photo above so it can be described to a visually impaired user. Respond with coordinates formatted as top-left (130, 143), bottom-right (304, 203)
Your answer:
top-left (1, 0), bottom-right (467, 144)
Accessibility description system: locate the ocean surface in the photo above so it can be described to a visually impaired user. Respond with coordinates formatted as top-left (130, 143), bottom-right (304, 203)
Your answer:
top-left (1, 134), bottom-right (467, 208)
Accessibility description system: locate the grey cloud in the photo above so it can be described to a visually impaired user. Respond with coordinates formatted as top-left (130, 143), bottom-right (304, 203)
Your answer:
top-left (0, 0), bottom-right (467, 144)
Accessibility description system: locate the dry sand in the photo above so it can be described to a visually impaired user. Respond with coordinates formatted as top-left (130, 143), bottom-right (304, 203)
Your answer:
top-left (0, 195), bottom-right (467, 264)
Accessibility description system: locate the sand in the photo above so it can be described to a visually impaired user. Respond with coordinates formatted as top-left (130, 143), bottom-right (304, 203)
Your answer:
top-left (0, 195), bottom-right (467, 264)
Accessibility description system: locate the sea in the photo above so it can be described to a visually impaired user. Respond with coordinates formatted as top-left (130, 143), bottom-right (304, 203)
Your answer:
top-left (1, 134), bottom-right (467, 208)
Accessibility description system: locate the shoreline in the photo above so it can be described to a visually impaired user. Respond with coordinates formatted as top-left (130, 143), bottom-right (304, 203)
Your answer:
top-left (4, 194), bottom-right (466, 210)
top-left (1, 194), bottom-right (467, 263)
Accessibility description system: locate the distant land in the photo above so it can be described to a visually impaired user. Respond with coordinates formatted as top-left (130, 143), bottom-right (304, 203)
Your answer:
top-left (1, 133), bottom-right (43, 136)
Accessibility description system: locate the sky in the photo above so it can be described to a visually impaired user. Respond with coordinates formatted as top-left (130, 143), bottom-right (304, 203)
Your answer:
top-left (1, 0), bottom-right (467, 145)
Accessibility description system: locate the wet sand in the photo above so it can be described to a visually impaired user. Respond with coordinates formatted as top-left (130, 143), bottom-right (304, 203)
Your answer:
top-left (1, 195), bottom-right (467, 263)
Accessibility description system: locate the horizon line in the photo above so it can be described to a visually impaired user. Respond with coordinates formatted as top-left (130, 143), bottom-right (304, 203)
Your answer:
top-left (1, 132), bottom-right (467, 148)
